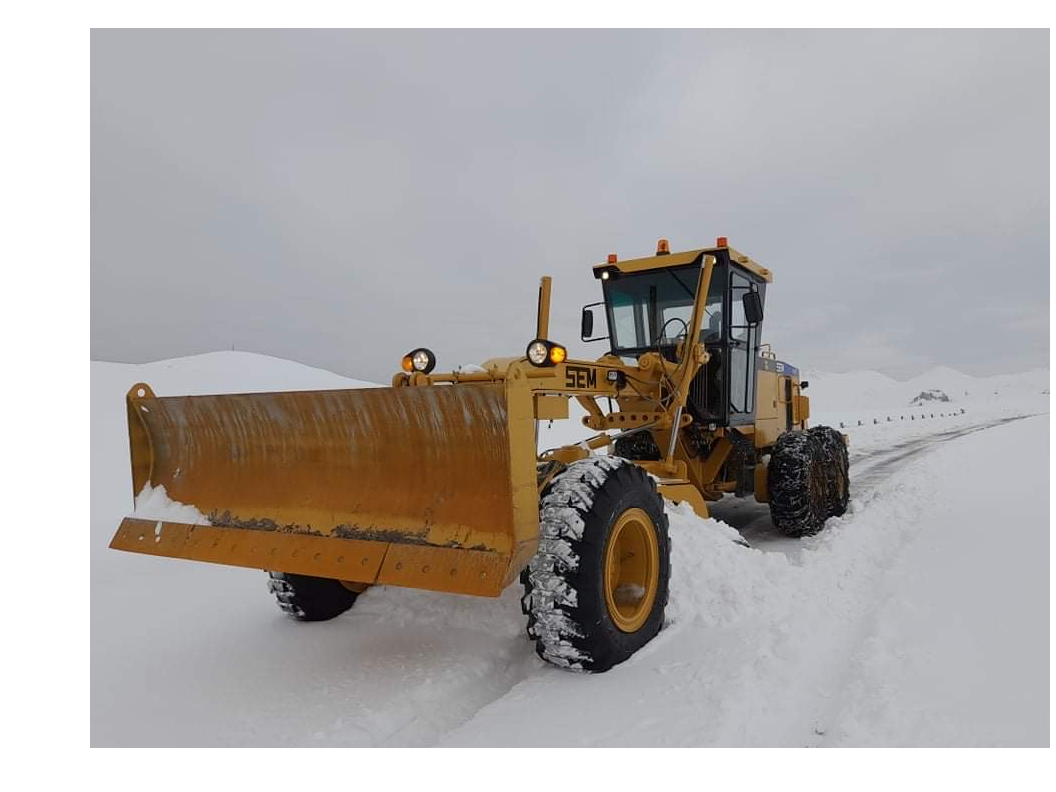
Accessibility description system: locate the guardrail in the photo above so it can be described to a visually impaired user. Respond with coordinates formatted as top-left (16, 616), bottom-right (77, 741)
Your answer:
top-left (839, 408), bottom-right (966, 429)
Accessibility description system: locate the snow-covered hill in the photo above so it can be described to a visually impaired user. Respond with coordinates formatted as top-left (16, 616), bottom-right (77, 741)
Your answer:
top-left (90, 352), bottom-right (1049, 746)
top-left (802, 365), bottom-right (1043, 416)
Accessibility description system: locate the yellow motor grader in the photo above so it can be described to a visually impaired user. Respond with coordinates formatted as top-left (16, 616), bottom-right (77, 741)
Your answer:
top-left (111, 238), bottom-right (848, 672)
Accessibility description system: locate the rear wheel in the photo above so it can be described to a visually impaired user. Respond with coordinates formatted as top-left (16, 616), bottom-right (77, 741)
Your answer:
top-left (520, 456), bottom-right (670, 672)
top-left (768, 430), bottom-right (829, 537)
top-left (809, 425), bottom-right (850, 517)
top-left (266, 571), bottom-right (360, 621)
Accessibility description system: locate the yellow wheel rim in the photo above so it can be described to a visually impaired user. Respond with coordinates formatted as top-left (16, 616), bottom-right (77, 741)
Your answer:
top-left (603, 507), bottom-right (660, 633)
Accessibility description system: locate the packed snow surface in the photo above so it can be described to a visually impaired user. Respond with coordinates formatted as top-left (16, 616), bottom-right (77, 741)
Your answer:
top-left (91, 352), bottom-right (1049, 746)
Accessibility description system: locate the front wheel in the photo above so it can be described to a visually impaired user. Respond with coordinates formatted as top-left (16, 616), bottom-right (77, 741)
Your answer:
top-left (266, 571), bottom-right (361, 621)
top-left (520, 456), bottom-right (671, 672)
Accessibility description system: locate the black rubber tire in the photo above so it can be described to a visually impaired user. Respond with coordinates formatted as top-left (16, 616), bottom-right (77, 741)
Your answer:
top-left (809, 425), bottom-right (850, 518)
top-left (520, 456), bottom-right (671, 673)
top-left (266, 571), bottom-right (360, 621)
top-left (768, 430), bottom-right (829, 537)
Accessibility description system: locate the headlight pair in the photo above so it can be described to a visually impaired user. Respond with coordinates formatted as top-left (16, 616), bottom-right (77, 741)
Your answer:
top-left (526, 339), bottom-right (567, 367)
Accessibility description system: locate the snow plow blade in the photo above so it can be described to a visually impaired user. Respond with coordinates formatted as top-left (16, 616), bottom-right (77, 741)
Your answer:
top-left (109, 382), bottom-right (540, 596)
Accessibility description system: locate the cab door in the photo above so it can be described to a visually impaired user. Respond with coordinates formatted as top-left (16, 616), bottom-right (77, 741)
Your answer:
top-left (727, 269), bottom-right (762, 426)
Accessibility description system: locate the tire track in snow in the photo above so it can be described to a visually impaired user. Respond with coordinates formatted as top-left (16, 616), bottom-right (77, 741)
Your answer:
top-left (701, 412), bottom-right (1045, 745)
top-left (849, 413), bottom-right (1036, 491)
top-left (676, 412), bottom-right (1048, 745)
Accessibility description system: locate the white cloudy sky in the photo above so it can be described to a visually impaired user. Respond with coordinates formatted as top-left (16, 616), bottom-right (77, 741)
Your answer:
top-left (91, 29), bottom-right (1048, 381)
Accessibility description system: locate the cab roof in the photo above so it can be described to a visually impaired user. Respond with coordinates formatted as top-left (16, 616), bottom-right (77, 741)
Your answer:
top-left (591, 243), bottom-right (773, 283)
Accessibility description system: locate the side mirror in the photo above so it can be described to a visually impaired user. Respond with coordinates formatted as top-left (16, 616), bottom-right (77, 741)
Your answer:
top-left (743, 291), bottom-right (764, 325)
top-left (581, 302), bottom-right (608, 342)
top-left (800, 381), bottom-right (809, 390)
top-left (581, 306), bottom-right (594, 340)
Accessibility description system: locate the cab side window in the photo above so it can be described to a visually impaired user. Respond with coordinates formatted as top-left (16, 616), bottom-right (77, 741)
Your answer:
top-left (728, 271), bottom-right (755, 415)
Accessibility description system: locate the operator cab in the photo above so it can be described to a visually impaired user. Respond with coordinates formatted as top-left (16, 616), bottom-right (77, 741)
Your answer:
top-left (584, 240), bottom-right (770, 428)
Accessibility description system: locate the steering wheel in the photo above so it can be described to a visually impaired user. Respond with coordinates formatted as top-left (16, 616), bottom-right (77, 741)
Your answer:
top-left (656, 317), bottom-right (690, 361)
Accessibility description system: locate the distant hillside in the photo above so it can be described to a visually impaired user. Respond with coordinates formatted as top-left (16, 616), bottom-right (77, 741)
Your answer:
top-left (802, 365), bottom-right (1049, 414)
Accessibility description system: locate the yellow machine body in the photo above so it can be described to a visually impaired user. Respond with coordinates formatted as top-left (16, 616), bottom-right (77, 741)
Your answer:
top-left (111, 241), bottom-right (815, 598)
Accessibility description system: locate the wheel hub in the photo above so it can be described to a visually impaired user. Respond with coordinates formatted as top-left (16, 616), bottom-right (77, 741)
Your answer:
top-left (603, 508), bottom-right (660, 633)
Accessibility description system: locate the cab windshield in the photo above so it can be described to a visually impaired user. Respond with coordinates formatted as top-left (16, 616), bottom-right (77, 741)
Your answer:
top-left (603, 263), bottom-right (725, 354)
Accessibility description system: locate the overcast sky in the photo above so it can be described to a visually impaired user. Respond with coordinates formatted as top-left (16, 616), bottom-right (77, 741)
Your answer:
top-left (91, 29), bottom-right (1049, 382)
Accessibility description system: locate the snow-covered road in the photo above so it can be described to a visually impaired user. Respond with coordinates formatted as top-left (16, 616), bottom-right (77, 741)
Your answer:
top-left (90, 353), bottom-right (1049, 746)
top-left (714, 413), bottom-right (1041, 558)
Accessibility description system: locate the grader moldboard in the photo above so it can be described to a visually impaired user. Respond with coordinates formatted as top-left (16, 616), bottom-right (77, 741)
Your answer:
top-left (111, 238), bottom-right (849, 672)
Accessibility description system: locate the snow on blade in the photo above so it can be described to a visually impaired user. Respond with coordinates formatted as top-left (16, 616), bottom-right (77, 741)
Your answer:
top-left (132, 483), bottom-right (211, 526)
